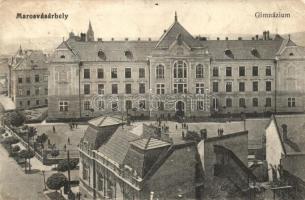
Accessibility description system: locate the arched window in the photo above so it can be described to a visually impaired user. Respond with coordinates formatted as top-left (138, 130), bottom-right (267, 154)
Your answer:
top-left (156, 64), bottom-right (164, 79)
top-left (98, 50), bottom-right (106, 60)
top-left (125, 50), bottom-right (133, 59)
top-left (174, 60), bottom-right (187, 78)
top-left (196, 64), bottom-right (204, 78)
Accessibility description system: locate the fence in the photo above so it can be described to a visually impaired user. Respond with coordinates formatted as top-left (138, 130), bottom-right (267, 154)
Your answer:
top-left (4, 125), bottom-right (79, 165)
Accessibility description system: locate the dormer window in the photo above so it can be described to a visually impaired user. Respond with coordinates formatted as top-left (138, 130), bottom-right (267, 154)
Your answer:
top-left (224, 49), bottom-right (234, 59)
top-left (125, 50), bottom-right (133, 59)
top-left (289, 52), bottom-right (294, 56)
top-left (251, 48), bottom-right (260, 58)
top-left (98, 50), bottom-right (106, 60)
top-left (60, 55), bottom-right (65, 59)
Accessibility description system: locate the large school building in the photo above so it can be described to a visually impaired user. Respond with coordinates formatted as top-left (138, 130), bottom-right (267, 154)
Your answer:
top-left (48, 13), bottom-right (305, 121)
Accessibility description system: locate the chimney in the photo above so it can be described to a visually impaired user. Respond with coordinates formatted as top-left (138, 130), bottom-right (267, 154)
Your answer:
top-left (217, 37), bottom-right (220, 40)
top-left (164, 29), bottom-right (166, 33)
top-left (148, 38), bottom-right (151, 41)
top-left (111, 38), bottom-right (114, 41)
top-left (97, 38), bottom-right (103, 42)
top-left (263, 31), bottom-right (267, 40)
top-left (238, 37), bottom-right (242, 40)
top-left (200, 129), bottom-right (207, 140)
top-left (252, 37), bottom-right (255, 40)
top-left (125, 38), bottom-right (128, 41)
top-left (138, 37), bottom-right (141, 41)
top-left (282, 124), bottom-right (288, 142)
top-left (266, 31), bottom-right (270, 40)
top-left (255, 35), bottom-right (259, 40)
top-left (80, 33), bottom-right (86, 41)
top-left (225, 37), bottom-right (228, 40)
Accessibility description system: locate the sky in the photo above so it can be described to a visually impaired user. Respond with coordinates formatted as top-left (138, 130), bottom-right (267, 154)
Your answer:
top-left (0, 0), bottom-right (305, 54)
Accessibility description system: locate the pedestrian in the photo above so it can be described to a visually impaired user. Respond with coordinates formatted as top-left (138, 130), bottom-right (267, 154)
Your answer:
top-left (64, 144), bottom-right (67, 151)
top-left (68, 137), bottom-right (70, 145)
top-left (176, 124), bottom-right (178, 130)
top-left (75, 123), bottom-right (78, 128)
top-left (53, 126), bottom-right (56, 133)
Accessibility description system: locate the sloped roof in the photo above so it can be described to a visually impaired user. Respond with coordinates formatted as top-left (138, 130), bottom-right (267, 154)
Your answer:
top-left (66, 39), bottom-right (157, 62)
top-left (98, 126), bottom-right (140, 164)
top-left (11, 50), bottom-right (47, 70)
top-left (273, 114), bottom-right (305, 154)
top-left (156, 20), bottom-right (203, 49)
top-left (88, 116), bottom-right (122, 127)
top-left (282, 154), bottom-right (305, 181)
top-left (201, 39), bottom-right (284, 60)
top-left (130, 137), bottom-right (170, 150)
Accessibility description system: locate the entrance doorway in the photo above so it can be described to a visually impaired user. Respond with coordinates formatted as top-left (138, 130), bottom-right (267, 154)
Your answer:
top-left (176, 101), bottom-right (185, 117)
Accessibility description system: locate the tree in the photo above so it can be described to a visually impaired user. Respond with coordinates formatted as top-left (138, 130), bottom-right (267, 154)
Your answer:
top-left (46, 173), bottom-right (67, 199)
top-left (0, 127), bottom-right (5, 134)
top-left (51, 149), bottom-right (60, 158)
top-left (3, 111), bottom-right (25, 127)
top-left (36, 133), bottom-right (48, 147)
top-left (2, 136), bottom-right (19, 152)
top-left (18, 149), bottom-right (35, 173)
top-left (57, 159), bottom-right (79, 172)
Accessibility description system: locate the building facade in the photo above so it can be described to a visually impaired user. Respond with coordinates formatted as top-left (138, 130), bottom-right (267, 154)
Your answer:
top-left (48, 14), bottom-right (305, 121)
top-left (8, 47), bottom-right (49, 110)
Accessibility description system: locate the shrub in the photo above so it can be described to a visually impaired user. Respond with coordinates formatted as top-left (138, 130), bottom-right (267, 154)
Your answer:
top-left (3, 111), bottom-right (25, 127)
top-left (2, 136), bottom-right (19, 145)
top-left (12, 145), bottom-right (21, 152)
top-left (46, 173), bottom-right (67, 192)
top-left (51, 149), bottom-right (60, 158)
top-left (57, 158), bottom-right (79, 172)
top-left (0, 127), bottom-right (5, 134)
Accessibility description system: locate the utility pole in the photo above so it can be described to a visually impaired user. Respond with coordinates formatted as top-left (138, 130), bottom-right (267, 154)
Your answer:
top-left (67, 150), bottom-right (71, 192)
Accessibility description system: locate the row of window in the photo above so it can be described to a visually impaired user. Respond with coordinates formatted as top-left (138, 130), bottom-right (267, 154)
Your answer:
top-left (84, 83), bottom-right (146, 95)
top-left (83, 68), bottom-right (146, 79)
top-left (222, 97), bottom-right (272, 108)
top-left (18, 75), bottom-right (48, 84)
top-left (212, 81), bottom-right (272, 92)
top-left (212, 66), bottom-right (272, 77)
top-left (18, 88), bottom-right (48, 96)
top-left (156, 62), bottom-right (205, 79)
top-left (19, 99), bottom-right (48, 107)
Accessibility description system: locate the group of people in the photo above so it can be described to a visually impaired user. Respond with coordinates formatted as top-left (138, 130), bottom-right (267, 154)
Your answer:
top-left (69, 122), bottom-right (78, 130)
top-left (217, 128), bottom-right (224, 136)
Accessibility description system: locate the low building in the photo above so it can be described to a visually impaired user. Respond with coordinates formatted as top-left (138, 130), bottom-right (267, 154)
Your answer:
top-left (266, 114), bottom-right (305, 198)
top-left (197, 130), bottom-right (256, 199)
top-left (8, 47), bottom-right (49, 109)
top-left (79, 116), bottom-right (204, 200)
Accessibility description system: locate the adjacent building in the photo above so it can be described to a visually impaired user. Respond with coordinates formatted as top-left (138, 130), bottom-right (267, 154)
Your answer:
top-left (48, 13), bottom-right (305, 121)
top-left (266, 114), bottom-right (305, 198)
top-left (8, 47), bottom-right (49, 109)
top-left (79, 116), bottom-right (204, 200)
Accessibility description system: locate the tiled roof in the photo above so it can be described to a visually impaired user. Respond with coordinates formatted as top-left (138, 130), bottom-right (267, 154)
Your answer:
top-left (66, 39), bottom-right (157, 62)
top-left (88, 116), bottom-right (122, 127)
top-left (156, 21), bottom-right (203, 49)
top-left (130, 137), bottom-right (170, 150)
top-left (11, 50), bottom-right (47, 70)
top-left (273, 114), bottom-right (305, 154)
top-left (201, 39), bottom-right (284, 60)
top-left (282, 154), bottom-right (305, 181)
top-left (98, 126), bottom-right (140, 164)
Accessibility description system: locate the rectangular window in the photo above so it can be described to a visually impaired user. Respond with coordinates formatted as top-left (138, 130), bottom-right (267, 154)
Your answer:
top-left (266, 66), bottom-right (272, 76)
top-left (266, 81), bottom-right (272, 91)
top-left (97, 174), bottom-right (104, 192)
top-left (36, 100), bottom-right (40, 105)
top-left (112, 84), bottom-right (118, 94)
top-left (18, 77), bottom-right (23, 84)
top-left (35, 88), bottom-right (39, 95)
top-left (239, 66), bottom-right (245, 76)
top-left (197, 100), bottom-right (204, 111)
top-left (82, 165), bottom-right (89, 181)
top-left (98, 84), bottom-right (104, 95)
top-left (156, 84), bottom-right (165, 94)
top-left (213, 67), bottom-right (219, 77)
top-left (226, 98), bottom-right (232, 107)
top-left (253, 98), bottom-right (258, 107)
top-left (196, 65), bottom-right (204, 78)
top-left (239, 82), bottom-right (245, 92)
top-left (125, 84), bottom-right (132, 94)
top-left (253, 81), bottom-right (258, 92)
top-left (239, 98), bottom-right (246, 108)
top-left (18, 89), bottom-right (23, 96)
top-left (45, 99), bottom-right (48, 105)
top-left (139, 68), bottom-right (145, 78)
top-left (226, 67), bottom-right (232, 76)
top-left (174, 84), bottom-right (187, 94)
top-left (288, 97), bottom-right (296, 107)
top-left (125, 68), bottom-right (132, 78)
top-left (112, 102), bottom-right (118, 111)
top-left (84, 101), bottom-right (91, 110)
top-left (97, 68), bottom-right (104, 79)
top-left (226, 82), bottom-right (232, 92)
top-left (111, 68), bottom-right (118, 79)
top-left (126, 100), bottom-right (132, 110)
top-left (252, 66), bottom-right (258, 76)
top-left (213, 82), bottom-right (218, 92)
top-left (19, 101), bottom-right (23, 107)
top-left (45, 88), bottom-right (48, 95)
top-left (139, 83), bottom-right (145, 94)
top-left (97, 100), bottom-right (104, 110)
top-left (43, 75), bottom-right (48, 81)
top-left (84, 69), bottom-right (90, 79)
top-left (266, 98), bottom-right (271, 107)
top-left (35, 75), bottom-right (40, 82)
top-left (26, 77), bottom-right (31, 83)
top-left (59, 101), bottom-right (68, 111)
top-left (26, 90), bottom-right (30, 96)
top-left (158, 101), bottom-right (164, 111)
top-left (195, 83), bottom-right (204, 94)
top-left (84, 84), bottom-right (90, 95)
top-left (27, 100), bottom-right (30, 106)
